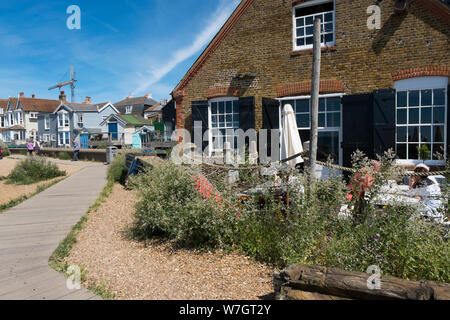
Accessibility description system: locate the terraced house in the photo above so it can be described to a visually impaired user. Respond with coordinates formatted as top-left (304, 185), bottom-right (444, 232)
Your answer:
top-left (38, 93), bottom-right (119, 148)
top-left (172, 0), bottom-right (449, 169)
top-left (0, 93), bottom-right (59, 144)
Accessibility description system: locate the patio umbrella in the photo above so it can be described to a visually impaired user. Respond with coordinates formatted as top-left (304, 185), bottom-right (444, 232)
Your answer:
top-left (281, 104), bottom-right (304, 168)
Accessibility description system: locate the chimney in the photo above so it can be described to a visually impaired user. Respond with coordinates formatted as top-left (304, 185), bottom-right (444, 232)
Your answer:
top-left (145, 93), bottom-right (152, 99)
top-left (84, 96), bottom-right (92, 104)
top-left (126, 95), bottom-right (133, 99)
top-left (59, 91), bottom-right (67, 102)
top-left (19, 92), bottom-right (24, 97)
top-left (32, 94), bottom-right (35, 98)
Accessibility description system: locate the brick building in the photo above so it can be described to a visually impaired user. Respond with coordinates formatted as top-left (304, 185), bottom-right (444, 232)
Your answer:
top-left (172, 0), bottom-right (449, 167)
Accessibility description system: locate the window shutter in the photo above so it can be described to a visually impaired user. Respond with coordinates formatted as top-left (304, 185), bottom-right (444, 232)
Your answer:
top-left (262, 98), bottom-right (280, 130)
top-left (262, 98), bottom-right (280, 159)
top-left (447, 85), bottom-right (450, 159)
top-left (373, 89), bottom-right (396, 157)
top-left (191, 100), bottom-right (209, 150)
top-left (238, 96), bottom-right (255, 131)
top-left (342, 93), bottom-right (374, 168)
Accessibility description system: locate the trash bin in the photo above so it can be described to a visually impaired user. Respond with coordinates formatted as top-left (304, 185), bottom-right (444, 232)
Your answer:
top-left (106, 146), bottom-right (118, 164)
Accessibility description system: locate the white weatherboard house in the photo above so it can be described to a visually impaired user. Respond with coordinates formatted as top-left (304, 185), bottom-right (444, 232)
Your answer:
top-left (0, 93), bottom-right (59, 144)
top-left (38, 97), bottom-right (120, 148)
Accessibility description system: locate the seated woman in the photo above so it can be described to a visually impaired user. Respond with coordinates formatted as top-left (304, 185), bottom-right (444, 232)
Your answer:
top-left (408, 163), bottom-right (444, 222)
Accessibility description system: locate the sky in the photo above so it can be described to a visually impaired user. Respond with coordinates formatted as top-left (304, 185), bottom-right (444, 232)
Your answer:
top-left (0, 0), bottom-right (241, 104)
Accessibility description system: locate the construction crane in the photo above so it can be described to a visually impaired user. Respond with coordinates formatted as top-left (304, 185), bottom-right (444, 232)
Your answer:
top-left (48, 66), bottom-right (77, 102)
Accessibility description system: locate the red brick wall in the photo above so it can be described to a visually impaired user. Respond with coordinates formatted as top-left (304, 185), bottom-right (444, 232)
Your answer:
top-left (175, 0), bottom-right (450, 131)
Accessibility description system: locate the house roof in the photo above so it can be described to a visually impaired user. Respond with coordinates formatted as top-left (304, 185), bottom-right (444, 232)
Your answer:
top-left (0, 99), bottom-right (8, 109)
top-left (8, 125), bottom-right (26, 130)
top-left (144, 102), bottom-right (163, 113)
top-left (7, 98), bottom-right (18, 110)
top-left (18, 97), bottom-right (60, 113)
top-left (113, 96), bottom-right (157, 107)
top-left (172, 0), bottom-right (450, 95)
top-left (64, 102), bottom-right (103, 112)
top-left (118, 114), bottom-right (151, 126)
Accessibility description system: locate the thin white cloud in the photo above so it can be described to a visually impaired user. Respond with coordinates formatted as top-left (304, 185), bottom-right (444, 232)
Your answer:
top-left (132, 0), bottom-right (240, 95)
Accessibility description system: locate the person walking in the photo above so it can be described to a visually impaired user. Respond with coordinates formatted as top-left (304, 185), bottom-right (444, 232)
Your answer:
top-left (27, 140), bottom-right (34, 156)
top-left (72, 138), bottom-right (80, 161)
top-left (34, 140), bottom-right (41, 156)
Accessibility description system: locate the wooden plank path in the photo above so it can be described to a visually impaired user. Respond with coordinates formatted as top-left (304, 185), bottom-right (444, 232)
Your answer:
top-left (0, 159), bottom-right (107, 300)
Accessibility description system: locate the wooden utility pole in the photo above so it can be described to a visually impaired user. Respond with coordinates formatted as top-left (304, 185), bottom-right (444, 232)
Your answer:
top-left (309, 17), bottom-right (321, 179)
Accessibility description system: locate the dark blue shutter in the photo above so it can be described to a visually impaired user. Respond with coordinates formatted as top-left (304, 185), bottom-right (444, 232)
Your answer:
top-left (238, 96), bottom-right (255, 131)
top-left (342, 93), bottom-right (374, 168)
top-left (262, 98), bottom-right (280, 159)
top-left (191, 100), bottom-right (209, 151)
top-left (373, 89), bottom-right (396, 157)
top-left (447, 84), bottom-right (450, 159)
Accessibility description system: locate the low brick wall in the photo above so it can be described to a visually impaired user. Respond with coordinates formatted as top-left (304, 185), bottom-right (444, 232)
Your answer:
top-left (9, 147), bottom-right (107, 163)
top-left (274, 264), bottom-right (450, 300)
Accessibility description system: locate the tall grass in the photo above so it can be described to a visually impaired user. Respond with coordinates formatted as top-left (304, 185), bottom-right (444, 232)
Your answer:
top-left (7, 158), bottom-right (66, 185)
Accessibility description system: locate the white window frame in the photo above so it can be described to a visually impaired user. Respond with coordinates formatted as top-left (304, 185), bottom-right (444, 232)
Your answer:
top-left (394, 76), bottom-right (448, 165)
top-left (126, 106), bottom-right (133, 114)
top-left (43, 134), bottom-right (50, 142)
top-left (78, 113), bottom-right (84, 128)
top-left (44, 115), bottom-right (50, 130)
top-left (278, 93), bottom-right (344, 165)
top-left (58, 111), bottom-right (70, 130)
top-left (29, 112), bottom-right (38, 119)
top-left (293, 0), bottom-right (335, 51)
top-left (207, 97), bottom-right (240, 155)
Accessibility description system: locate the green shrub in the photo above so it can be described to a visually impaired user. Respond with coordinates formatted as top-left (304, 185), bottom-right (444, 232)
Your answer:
top-left (107, 153), bottom-right (128, 184)
top-left (57, 151), bottom-right (72, 160)
top-left (0, 143), bottom-right (10, 157)
top-left (128, 161), bottom-right (237, 248)
top-left (128, 153), bottom-right (450, 283)
top-left (7, 158), bottom-right (66, 185)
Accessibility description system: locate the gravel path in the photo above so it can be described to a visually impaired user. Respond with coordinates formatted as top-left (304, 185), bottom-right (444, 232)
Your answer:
top-left (67, 184), bottom-right (275, 300)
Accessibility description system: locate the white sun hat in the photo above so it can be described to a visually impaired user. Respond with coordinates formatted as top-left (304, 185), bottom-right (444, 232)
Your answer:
top-left (414, 163), bottom-right (430, 172)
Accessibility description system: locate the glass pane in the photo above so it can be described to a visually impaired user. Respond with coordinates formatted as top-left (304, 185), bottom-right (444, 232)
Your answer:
top-left (212, 102), bottom-right (218, 114)
top-left (420, 144), bottom-right (432, 160)
top-left (305, 16), bottom-right (314, 25)
top-left (397, 144), bottom-right (407, 159)
top-left (421, 126), bottom-right (431, 143)
top-left (324, 23), bottom-right (333, 32)
top-left (319, 113), bottom-right (325, 127)
top-left (433, 107), bottom-right (445, 123)
top-left (327, 98), bottom-right (340, 111)
top-left (296, 114), bottom-right (309, 128)
top-left (433, 144), bottom-right (445, 159)
top-left (408, 126), bottom-right (419, 142)
top-left (297, 38), bottom-right (305, 47)
top-left (233, 114), bottom-right (239, 123)
top-left (421, 107), bottom-right (431, 123)
top-left (226, 115), bottom-right (232, 124)
top-left (218, 102), bottom-right (225, 113)
top-left (409, 90), bottom-right (419, 107)
top-left (211, 115), bottom-right (217, 124)
top-left (296, 18), bottom-right (304, 27)
top-left (325, 33), bottom-right (334, 43)
top-left (408, 144), bottom-right (419, 160)
top-left (319, 99), bottom-right (325, 112)
top-left (408, 108), bottom-right (419, 124)
top-left (225, 101), bottom-right (232, 113)
top-left (296, 28), bottom-right (304, 37)
top-left (306, 26), bottom-right (314, 35)
top-left (306, 37), bottom-right (313, 45)
top-left (219, 115), bottom-right (224, 123)
top-left (421, 90), bottom-right (432, 106)
top-left (434, 126), bottom-right (444, 142)
top-left (433, 89), bottom-right (445, 105)
top-left (318, 131), bottom-right (339, 164)
top-left (397, 91), bottom-right (407, 107)
top-left (327, 112), bottom-right (340, 127)
top-left (397, 127), bottom-right (407, 142)
top-left (296, 99), bottom-right (309, 113)
top-left (233, 121), bottom-right (239, 129)
top-left (325, 12), bottom-right (333, 22)
top-left (397, 109), bottom-right (407, 124)
top-left (233, 101), bottom-right (239, 113)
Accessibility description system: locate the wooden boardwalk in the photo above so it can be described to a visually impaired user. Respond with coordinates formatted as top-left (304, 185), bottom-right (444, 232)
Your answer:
top-left (0, 161), bottom-right (107, 300)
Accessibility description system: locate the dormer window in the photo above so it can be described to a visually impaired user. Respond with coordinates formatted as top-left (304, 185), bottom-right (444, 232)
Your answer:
top-left (293, 0), bottom-right (335, 51)
top-left (126, 106), bottom-right (133, 114)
